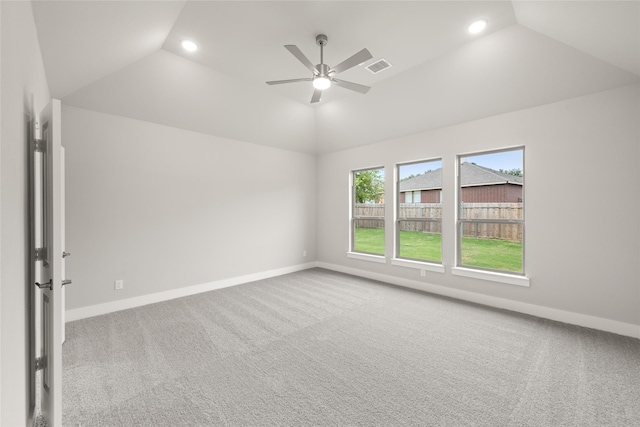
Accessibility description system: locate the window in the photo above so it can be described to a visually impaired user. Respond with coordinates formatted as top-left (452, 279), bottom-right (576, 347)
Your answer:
top-left (351, 167), bottom-right (385, 256)
top-left (457, 148), bottom-right (524, 274)
top-left (405, 190), bottom-right (421, 204)
top-left (397, 159), bottom-right (442, 263)
top-left (405, 192), bottom-right (412, 203)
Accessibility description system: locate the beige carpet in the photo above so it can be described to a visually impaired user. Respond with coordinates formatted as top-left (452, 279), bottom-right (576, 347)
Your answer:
top-left (63, 268), bottom-right (640, 426)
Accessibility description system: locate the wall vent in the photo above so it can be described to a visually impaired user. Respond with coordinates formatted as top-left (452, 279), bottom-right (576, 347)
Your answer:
top-left (365, 58), bottom-right (392, 74)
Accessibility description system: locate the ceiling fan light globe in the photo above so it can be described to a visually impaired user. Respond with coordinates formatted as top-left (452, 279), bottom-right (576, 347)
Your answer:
top-left (313, 76), bottom-right (331, 90)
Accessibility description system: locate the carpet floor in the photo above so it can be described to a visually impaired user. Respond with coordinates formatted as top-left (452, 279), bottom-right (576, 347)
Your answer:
top-left (63, 268), bottom-right (640, 426)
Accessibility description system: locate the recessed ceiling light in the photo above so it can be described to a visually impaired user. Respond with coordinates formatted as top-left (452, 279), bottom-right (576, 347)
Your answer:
top-left (468, 19), bottom-right (488, 34)
top-left (181, 39), bottom-right (198, 52)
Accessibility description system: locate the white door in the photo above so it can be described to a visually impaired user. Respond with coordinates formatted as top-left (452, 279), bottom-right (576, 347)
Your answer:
top-left (30, 99), bottom-right (63, 426)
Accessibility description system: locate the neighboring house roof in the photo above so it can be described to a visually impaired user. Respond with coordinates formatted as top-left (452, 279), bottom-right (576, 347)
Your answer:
top-left (399, 162), bottom-right (522, 192)
top-left (400, 169), bottom-right (442, 191)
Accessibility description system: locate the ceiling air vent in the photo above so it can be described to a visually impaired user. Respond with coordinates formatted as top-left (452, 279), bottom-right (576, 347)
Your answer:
top-left (365, 58), bottom-right (392, 74)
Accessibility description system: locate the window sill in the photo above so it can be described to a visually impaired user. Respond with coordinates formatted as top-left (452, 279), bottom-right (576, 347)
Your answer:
top-left (452, 267), bottom-right (530, 287)
top-left (347, 252), bottom-right (387, 264)
top-left (391, 258), bottom-right (445, 274)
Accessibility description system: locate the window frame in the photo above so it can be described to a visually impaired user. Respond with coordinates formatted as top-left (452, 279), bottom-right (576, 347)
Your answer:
top-left (350, 166), bottom-right (386, 257)
top-left (456, 147), bottom-right (525, 276)
top-left (395, 158), bottom-right (443, 265)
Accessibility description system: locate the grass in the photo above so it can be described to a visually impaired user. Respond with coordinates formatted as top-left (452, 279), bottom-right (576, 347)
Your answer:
top-left (460, 236), bottom-right (523, 273)
top-left (398, 231), bottom-right (442, 262)
top-left (353, 228), bottom-right (386, 255)
top-left (354, 228), bottom-right (522, 273)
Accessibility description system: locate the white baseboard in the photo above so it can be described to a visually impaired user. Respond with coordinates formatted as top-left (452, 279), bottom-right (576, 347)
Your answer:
top-left (317, 262), bottom-right (640, 339)
top-left (65, 262), bottom-right (318, 322)
top-left (66, 260), bottom-right (639, 339)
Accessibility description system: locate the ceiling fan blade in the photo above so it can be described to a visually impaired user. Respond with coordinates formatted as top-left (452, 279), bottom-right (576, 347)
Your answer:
top-left (266, 78), bottom-right (312, 85)
top-left (329, 48), bottom-right (373, 74)
top-left (331, 78), bottom-right (371, 94)
top-left (285, 45), bottom-right (318, 74)
top-left (310, 89), bottom-right (322, 103)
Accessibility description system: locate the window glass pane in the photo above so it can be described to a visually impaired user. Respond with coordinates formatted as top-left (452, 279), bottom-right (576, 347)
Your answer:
top-left (353, 219), bottom-right (384, 255)
top-left (460, 223), bottom-right (523, 273)
top-left (399, 221), bottom-right (442, 262)
top-left (353, 168), bottom-right (384, 255)
top-left (354, 168), bottom-right (384, 204)
top-left (399, 160), bottom-right (442, 202)
top-left (398, 159), bottom-right (442, 263)
top-left (460, 150), bottom-right (523, 217)
top-left (458, 148), bottom-right (524, 274)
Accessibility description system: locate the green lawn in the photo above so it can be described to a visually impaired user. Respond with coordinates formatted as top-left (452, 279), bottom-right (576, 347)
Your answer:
top-left (460, 235), bottom-right (522, 273)
top-left (398, 230), bottom-right (442, 262)
top-left (354, 228), bottom-right (522, 273)
top-left (353, 227), bottom-right (386, 255)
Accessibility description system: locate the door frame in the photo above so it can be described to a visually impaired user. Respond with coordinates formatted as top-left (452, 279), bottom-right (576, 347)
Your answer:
top-left (29, 99), bottom-right (63, 426)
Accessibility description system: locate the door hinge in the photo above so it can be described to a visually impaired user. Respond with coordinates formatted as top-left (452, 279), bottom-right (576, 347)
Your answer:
top-left (35, 247), bottom-right (46, 261)
top-left (35, 356), bottom-right (47, 372)
top-left (34, 138), bottom-right (46, 153)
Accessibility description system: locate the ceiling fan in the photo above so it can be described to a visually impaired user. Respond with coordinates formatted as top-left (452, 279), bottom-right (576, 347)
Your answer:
top-left (266, 34), bottom-right (373, 103)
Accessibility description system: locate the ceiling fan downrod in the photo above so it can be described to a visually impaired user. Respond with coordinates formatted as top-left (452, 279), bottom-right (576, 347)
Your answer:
top-left (316, 34), bottom-right (329, 78)
top-left (314, 34), bottom-right (331, 90)
top-left (316, 34), bottom-right (328, 65)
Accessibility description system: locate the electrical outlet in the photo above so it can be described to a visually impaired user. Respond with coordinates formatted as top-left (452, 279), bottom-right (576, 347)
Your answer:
top-left (114, 279), bottom-right (124, 290)
top-left (420, 270), bottom-right (426, 277)
top-left (303, 250), bottom-right (307, 257)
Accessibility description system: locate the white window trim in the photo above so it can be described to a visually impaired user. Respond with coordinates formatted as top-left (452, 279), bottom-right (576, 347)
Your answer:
top-left (391, 258), bottom-right (445, 273)
top-left (452, 266), bottom-right (530, 287)
top-left (347, 252), bottom-right (387, 264)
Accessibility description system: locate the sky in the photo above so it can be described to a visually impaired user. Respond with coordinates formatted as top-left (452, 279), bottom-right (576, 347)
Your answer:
top-left (399, 159), bottom-right (442, 180)
top-left (361, 149), bottom-right (523, 182)
top-left (398, 149), bottom-right (523, 180)
top-left (464, 149), bottom-right (523, 172)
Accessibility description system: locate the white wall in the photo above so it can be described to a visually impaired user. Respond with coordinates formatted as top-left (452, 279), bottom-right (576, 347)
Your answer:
top-left (0, 1), bottom-right (51, 424)
top-left (63, 106), bottom-right (317, 311)
top-left (317, 84), bottom-right (640, 332)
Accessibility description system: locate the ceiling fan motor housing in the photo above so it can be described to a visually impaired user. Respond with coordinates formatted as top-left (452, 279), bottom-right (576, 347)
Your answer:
top-left (316, 63), bottom-right (331, 77)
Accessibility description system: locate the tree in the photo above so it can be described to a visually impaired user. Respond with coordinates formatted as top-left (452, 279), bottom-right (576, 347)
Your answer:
top-left (355, 169), bottom-right (384, 203)
top-left (400, 169), bottom-right (432, 182)
top-left (499, 168), bottom-right (523, 177)
top-left (401, 173), bottom-right (418, 181)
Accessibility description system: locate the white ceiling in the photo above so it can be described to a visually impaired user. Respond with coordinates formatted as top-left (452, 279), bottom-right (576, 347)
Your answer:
top-left (32, 1), bottom-right (640, 154)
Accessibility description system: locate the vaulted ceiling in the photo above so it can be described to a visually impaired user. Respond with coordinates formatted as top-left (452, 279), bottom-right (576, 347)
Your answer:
top-left (32, 1), bottom-right (639, 154)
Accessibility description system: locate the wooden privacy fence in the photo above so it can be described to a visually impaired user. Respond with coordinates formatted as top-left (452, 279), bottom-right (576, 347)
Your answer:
top-left (354, 203), bottom-right (523, 241)
top-left (353, 203), bottom-right (385, 230)
top-left (461, 203), bottom-right (522, 241)
top-left (398, 203), bottom-right (442, 234)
